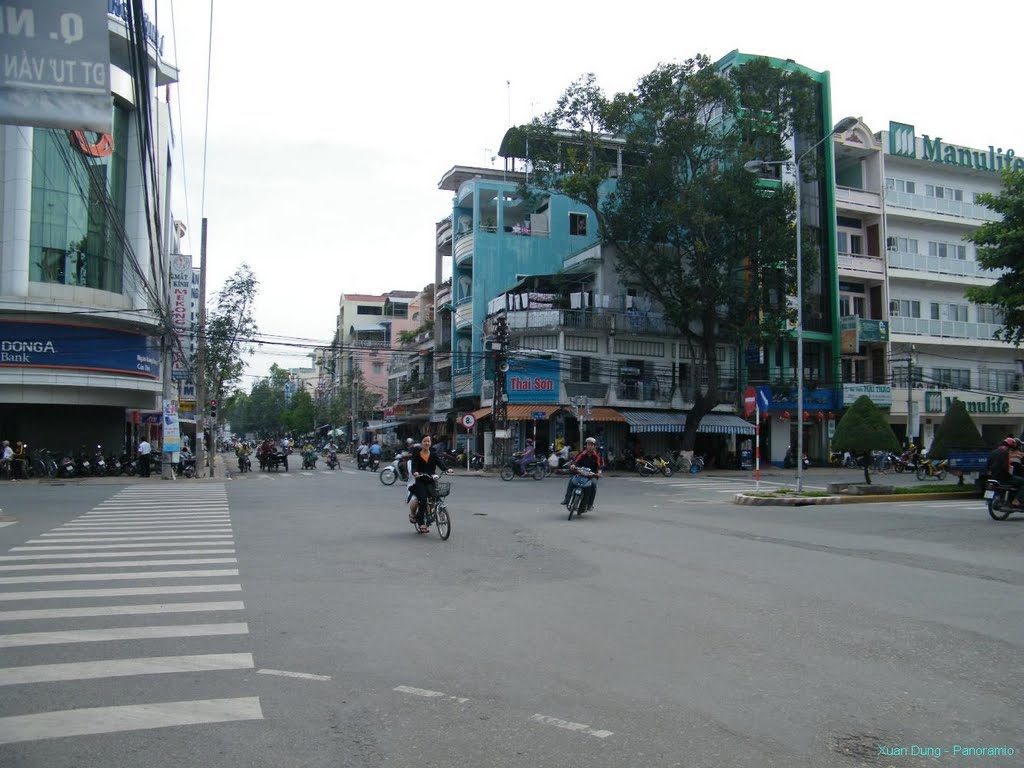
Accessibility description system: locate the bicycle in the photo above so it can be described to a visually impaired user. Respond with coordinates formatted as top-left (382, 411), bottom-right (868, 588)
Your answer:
top-left (410, 475), bottom-right (452, 540)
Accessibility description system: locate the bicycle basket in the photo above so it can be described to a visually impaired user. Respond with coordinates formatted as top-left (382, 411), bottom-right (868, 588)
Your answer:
top-left (430, 482), bottom-right (451, 499)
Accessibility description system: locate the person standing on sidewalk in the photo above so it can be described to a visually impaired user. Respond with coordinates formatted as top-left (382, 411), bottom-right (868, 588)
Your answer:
top-left (138, 437), bottom-right (152, 477)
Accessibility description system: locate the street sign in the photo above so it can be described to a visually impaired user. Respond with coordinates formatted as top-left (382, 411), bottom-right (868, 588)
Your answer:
top-left (742, 386), bottom-right (757, 418)
top-left (531, 411), bottom-right (546, 420)
top-left (460, 413), bottom-right (476, 429)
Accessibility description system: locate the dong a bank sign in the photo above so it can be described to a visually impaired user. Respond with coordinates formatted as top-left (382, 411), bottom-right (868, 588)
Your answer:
top-left (506, 358), bottom-right (560, 404)
top-left (0, 321), bottom-right (159, 379)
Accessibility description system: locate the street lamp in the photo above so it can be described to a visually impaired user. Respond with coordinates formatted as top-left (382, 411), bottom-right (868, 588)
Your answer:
top-left (745, 115), bottom-right (859, 492)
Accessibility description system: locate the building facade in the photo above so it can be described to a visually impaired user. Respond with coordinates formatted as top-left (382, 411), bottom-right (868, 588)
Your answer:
top-left (0, 8), bottom-right (178, 455)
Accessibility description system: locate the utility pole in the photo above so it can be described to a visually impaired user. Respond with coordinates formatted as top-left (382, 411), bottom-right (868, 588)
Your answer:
top-left (492, 315), bottom-right (509, 467)
top-left (161, 331), bottom-right (174, 480)
top-left (195, 218), bottom-right (208, 477)
top-left (906, 345), bottom-right (917, 447)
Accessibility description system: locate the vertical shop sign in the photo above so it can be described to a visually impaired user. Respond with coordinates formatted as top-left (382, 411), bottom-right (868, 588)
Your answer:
top-left (169, 254), bottom-right (193, 381)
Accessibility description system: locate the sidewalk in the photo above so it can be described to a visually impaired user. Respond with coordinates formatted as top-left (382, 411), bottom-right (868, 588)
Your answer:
top-left (26, 452), bottom-right (229, 484)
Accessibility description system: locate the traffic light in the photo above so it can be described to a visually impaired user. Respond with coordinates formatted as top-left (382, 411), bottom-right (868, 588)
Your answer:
top-left (208, 399), bottom-right (218, 422)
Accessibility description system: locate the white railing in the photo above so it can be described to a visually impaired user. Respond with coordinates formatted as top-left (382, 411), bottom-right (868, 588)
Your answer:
top-left (887, 250), bottom-right (1006, 279)
top-left (453, 232), bottom-right (474, 264)
top-left (837, 252), bottom-right (884, 277)
top-left (886, 190), bottom-right (1002, 222)
top-left (835, 186), bottom-right (882, 211)
top-left (889, 316), bottom-right (1003, 340)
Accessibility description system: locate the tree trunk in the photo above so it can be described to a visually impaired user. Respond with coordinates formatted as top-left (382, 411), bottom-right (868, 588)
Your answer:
top-left (863, 451), bottom-right (871, 485)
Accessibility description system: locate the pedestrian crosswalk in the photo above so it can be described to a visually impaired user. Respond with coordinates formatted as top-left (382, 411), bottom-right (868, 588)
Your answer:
top-left (0, 484), bottom-right (262, 746)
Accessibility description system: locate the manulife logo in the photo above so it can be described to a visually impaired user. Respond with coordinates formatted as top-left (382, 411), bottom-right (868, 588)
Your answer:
top-left (890, 122), bottom-right (916, 158)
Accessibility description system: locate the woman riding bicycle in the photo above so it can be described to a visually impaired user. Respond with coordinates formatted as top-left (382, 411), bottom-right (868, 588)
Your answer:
top-left (408, 435), bottom-right (453, 533)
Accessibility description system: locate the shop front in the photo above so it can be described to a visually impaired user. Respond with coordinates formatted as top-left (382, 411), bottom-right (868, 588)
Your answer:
top-left (890, 388), bottom-right (1024, 450)
top-left (754, 385), bottom-right (837, 466)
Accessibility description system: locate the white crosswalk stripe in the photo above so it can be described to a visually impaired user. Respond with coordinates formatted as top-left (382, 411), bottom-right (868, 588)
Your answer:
top-left (0, 484), bottom-right (262, 746)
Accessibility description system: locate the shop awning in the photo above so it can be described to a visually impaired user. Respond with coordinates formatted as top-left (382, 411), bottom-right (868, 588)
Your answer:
top-left (466, 405), bottom-right (562, 421)
top-left (697, 413), bottom-right (756, 435)
top-left (584, 406), bottom-right (626, 423)
top-left (622, 410), bottom-right (755, 435)
top-left (623, 410), bottom-right (688, 433)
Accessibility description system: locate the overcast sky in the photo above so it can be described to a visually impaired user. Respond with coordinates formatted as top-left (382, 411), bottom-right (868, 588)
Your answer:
top-left (158, 0), bottom-right (1019, 388)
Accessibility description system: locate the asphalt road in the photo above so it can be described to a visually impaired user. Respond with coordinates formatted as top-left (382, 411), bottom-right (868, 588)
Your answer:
top-left (0, 457), bottom-right (1019, 767)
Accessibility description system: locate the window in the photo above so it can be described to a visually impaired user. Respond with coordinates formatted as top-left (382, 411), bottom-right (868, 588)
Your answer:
top-left (839, 295), bottom-right (865, 317)
top-left (888, 236), bottom-right (918, 253)
top-left (569, 212), bottom-right (588, 236)
top-left (928, 241), bottom-right (967, 259)
top-left (893, 299), bottom-right (921, 318)
top-left (987, 369), bottom-right (1017, 391)
top-left (947, 303), bottom-right (969, 322)
top-left (924, 184), bottom-right (964, 202)
top-left (850, 234), bottom-right (863, 255)
top-left (886, 177), bottom-right (916, 194)
top-left (372, 362), bottom-right (384, 374)
top-left (977, 305), bottom-right (1003, 324)
top-left (892, 366), bottom-right (923, 387)
top-left (932, 368), bottom-right (970, 388)
top-left (570, 356), bottom-right (592, 382)
top-left (357, 305), bottom-right (383, 315)
top-left (930, 303), bottom-right (940, 320)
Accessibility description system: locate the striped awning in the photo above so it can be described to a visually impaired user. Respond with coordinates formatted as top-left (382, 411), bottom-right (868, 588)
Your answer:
top-left (622, 410), bottom-right (687, 433)
top-left (583, 406), bottom-right (626, 423)
top-left (623, 411), bottom-right (755, 435)
top-left (697, 413), bottom-right (756, 435)
top-left (468, 405), bottom-right (562, 421)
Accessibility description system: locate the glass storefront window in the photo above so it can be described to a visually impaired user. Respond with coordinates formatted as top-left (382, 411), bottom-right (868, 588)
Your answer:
top-left (29, 106), bottom-right (129, 293)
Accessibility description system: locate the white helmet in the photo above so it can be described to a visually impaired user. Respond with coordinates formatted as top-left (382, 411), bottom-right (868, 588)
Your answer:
top-left (406, 438), bottom-right (414, 446)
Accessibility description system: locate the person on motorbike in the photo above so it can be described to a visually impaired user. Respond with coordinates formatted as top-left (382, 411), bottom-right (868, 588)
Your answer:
top-left (369, 440), bottom-right (382, 469)
top-left (560, 437), bottom-right (603, 510)
top-left (397, 438), bottom-right (415, 481)
top-left (987, 437), bottom-right (1024, 507)
top-left (517, 439), bottom-right (536, 476)
top-left (407, 436), bottom-right (453, 533)
top-left (235, 441), bottom-right (251, 471)
top-left (356, 441), bottom-right (370, 469)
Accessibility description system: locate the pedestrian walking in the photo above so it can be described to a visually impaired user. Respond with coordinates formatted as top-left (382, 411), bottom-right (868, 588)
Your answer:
top-left (138, 437), bottom-right (152, 477)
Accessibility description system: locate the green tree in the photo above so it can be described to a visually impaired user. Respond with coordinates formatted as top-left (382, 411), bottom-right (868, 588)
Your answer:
top-left (831, 395), bottom-right (900, 484)
top-left (282, 389), bottom-right (315, 436)
top-left (965, 169), bottom-right (1024, 344)
top-left (203, 264), bottom-right (260, 402)
top-left (927, 399), bottom-right (987, 485)
top-left (523, 56), bottom-right (819, 450)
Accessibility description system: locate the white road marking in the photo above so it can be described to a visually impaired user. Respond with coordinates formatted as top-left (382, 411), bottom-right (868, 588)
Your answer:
top-left (256, 668), bottom-right (331, 681)
top-left (0, 622), bottom-right (249, 648)
top-left (0, 601), bottom-right (245, 621)
top-left (393, 685), bottom-right (469, 703)
top-left (0, 549), bottom-right (236, 560)
top-left (0, 522), bottom-right (16, 528)
top-left (11, 542), bottom-right (233, 551)
top-left (67, 518), bottom-right (231, 524)
top-left (46, 529), bottom-right (232, 536)
top-left (0, 696), bottom-right (264, 744)
top-left (0, 584), bottom-right (242, 601)
top-left (0, 653), bottom-right (255, 686)
top-left (0, 569), bottom-right (239, 585)
top-left (529, 713), bottom-right (613, 738)
top-left (27, 535), bottom-right (233, 543)
top-left (0, 558), bottom-right (237, 571)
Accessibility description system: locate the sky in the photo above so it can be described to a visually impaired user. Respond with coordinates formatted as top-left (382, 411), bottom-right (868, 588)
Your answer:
top-left (156, 0), bottom-right (1021, 389)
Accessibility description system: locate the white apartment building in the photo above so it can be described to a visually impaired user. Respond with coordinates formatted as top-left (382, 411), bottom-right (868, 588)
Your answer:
top-left (879, 121), bottom-right (1022, 446)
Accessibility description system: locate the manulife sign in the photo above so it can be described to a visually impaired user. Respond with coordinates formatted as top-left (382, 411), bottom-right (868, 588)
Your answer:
top-left (889, 121), bottom-right (1023, 173)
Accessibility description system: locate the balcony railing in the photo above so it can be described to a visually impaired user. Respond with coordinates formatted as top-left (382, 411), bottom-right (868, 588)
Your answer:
top-left (887, 250), bottom-right (1006, 280)
top-left (886, 190), bottom-right (1002, 222)
top-left (453, 231), bottom-right (474, 266)
top-left (837, 252), bottom-right (884, 278)
top-left (889, 315), bottom-right (1003, 341)
top-left (835, 185), bottom-right (882, 211)
top-left (354, 339), bottom-right (389, 348)
top-left (504, 307), bottom-right (673, 337)
top-left (454, 301), bottom-right (474, 330)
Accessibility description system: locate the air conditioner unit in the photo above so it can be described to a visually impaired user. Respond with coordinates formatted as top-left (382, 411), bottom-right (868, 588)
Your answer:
top-left (889, 301), bottom-right (900, 316)
top-left (886, 237), bottom-right (897, 251)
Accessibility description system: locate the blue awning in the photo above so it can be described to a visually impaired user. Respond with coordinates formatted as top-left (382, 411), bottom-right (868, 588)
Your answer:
top-left (623, 410), bottom-right (755, 435)
top-left (622, 410), bottom-right (687, 433)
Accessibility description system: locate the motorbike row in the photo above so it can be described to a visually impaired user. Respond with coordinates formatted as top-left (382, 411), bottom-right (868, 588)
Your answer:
top-left (828, 448), bottom-right (948, 480)
top-left (21, 446), bottom-right (196, 479)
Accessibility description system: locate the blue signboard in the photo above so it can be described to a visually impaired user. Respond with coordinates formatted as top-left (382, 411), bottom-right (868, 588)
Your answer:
top-left (755, 385), bottom-right (835, 411)
top-left (506, 358), bottom-right (560, 404)
top-left (0, 321), bottom-right (160, 379)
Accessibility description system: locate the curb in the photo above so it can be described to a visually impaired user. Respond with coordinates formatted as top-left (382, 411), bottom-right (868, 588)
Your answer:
top-left (734, 491), bottom-right (982, 507)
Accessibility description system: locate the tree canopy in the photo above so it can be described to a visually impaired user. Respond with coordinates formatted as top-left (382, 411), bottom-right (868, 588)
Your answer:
top-left (965, 169), bottom-right (1024, 344)
top-left (203, 263), bottom-right (259, 400)
top-left (523, 55), bottom-right (820, 449)
top-left (831, 395), bottom-right (900, 483)
top-left (927, 399), bottom-right (987, 459)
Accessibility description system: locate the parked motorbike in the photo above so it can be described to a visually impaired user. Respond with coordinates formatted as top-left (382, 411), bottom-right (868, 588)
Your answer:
top-left (829, 450), bottom-right (857, 468)
top-left (92, 447), bottom-right (108, 477)
top-left (651, 455), bottom-right (674, 477)
top-left (74, 450), bottom-right (92, 477)
top-left (119, 453), bottom-right (138, 476)
top-left (634, 456), bottom-right (659, 477)
top-left (984, 478), bottom-right (1023, 520)
top-left (784, 446), bottom-right (810, 470)
top-left (501, 454), bottom-right (545, 481)
top-left (916, 454), bottom-right (947, 481)
top-left (176, 449), bottom-right (197, 479)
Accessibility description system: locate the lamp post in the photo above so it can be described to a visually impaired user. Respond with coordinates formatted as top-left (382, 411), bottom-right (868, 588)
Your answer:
top-left (745, 115), bottom-right (858, 492)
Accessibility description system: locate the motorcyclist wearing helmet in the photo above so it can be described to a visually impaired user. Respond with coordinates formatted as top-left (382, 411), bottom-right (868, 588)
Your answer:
top-left (560, 437), bottom-right (603, 511)
top-left (988, 437), bottom-right (1024, 507)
